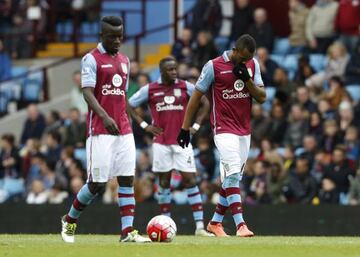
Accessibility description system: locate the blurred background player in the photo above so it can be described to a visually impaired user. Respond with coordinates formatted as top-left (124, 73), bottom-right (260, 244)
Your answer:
top-left (177, 34), bottom-right (266, 237)
top-left (128, 56), bottom-right (212, 236)
top-left (61, 16), bottom-right (150, 243)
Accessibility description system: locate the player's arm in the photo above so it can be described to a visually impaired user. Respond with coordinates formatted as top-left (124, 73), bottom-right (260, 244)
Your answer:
top-left (127, 85), bottom-right (163, 136)
top-left (81, 53), bottom-right (119, 135)
top-left (185, 81), bottom-right (210, 134)
top-left (178, 61), bottom-right (214, 148)
top-left (83, 87), bottom-right (119, 135)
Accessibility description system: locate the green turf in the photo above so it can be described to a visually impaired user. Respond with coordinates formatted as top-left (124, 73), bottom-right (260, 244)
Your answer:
top-left (1, 235), bottom-right (360, 257)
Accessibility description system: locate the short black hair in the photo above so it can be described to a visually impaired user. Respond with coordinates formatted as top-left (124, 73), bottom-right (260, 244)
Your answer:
top-left (1, 133), bottom-right (15, 146)
top-left (234, 34), bottom-right (256, 53)
top-left (159, 56), bottom-right (176, 70)
top-left (101, 16), bottom-right (123, 27)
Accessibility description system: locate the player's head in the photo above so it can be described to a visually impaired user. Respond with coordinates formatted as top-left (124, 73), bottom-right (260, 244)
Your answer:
top-left (100, 16), bottom-right (124, 55)
top-left (232, 34), bottom-right (256, 64)
top-left (159, 56), bottom-right (177, 84)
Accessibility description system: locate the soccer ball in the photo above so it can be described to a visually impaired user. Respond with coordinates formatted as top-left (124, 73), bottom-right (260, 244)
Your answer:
top-left (146, 215), bottom-right (177, 242)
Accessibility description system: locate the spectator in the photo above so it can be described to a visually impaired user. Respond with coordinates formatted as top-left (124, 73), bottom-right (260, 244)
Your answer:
top-left (127, 60), bottom-right (141, 98)
top-left (306, 42), bottom-right (350, 89)
top-left (0, 39), bottom-right (11, 81)
top-left (43, 131), bottom-right (62, 164)
top-left (338, 101), bottom-right (356, 135)
top-left (191, 30), bottom-right (218, 70)
top-left (294, 55), bottom-right (316, 85)
top-left (320, 76), bottom-right (348, 109)
top-left (335, 0), bottom-right (360, 53)
top-left (102, 177), bottom-right (118, 204)
top-left (256, 47), bottom-right (278, 87)
top-left (317, 99), bottom-right (336, 120)
top-left (344, 126), bottom-right (360, 165)
top-left (306, 0), bottom-right (339, 54)
top-left (194, 136), bottom-right (218, 184)
top-left (272, 68), bottom-right (296, 97)
top-left (308, 111), bottom-right (323, 140)
top-left (283, 157), bottom-right (317, 204)
top-left (137, 72), bottom-right (150, 88)
top-left (190, 0), bottom-right (223, 39)
top-left (63, 108), bottom-right (86, 147)
top-left (68, 176), bottom-right (84, 201)
top-left (247, 160), bottom-right (271, 204)
top-left (171, 28), bottom-right (192, 64)
top-left (321, 119), bottom-right (342, 154)
top-left (248, 8), bottom-right (274, 52)
top-left (229, 0), bottom-right (254, 46)
top-left (348, 166), bottom-right (360, 205)
top-left (43, 110), bottom-right (62, 136)
top-left (344, 40), bottom-right (360, 85)
top-left (251, 103), bottom-right (271, 146)
top-left (283, 104), bottom-right (309, 148)
top-left (268, 104), bottom-right (287, 146)
top-left (319, 178), bottom-right (339, 203)
top-left (322, 145), bottom-right (355, 196)
top-left (288, 0), bottom-right (309, 54)
top-left (296, 86), bottom-right (317, 113)
top-left (48, 182), bottom-right (69, 204)
top-left (301, 134), bottom-right (318, 169)
top-left (20, 104), bottom-right (46, 145)
top-left (26, 179), bottom-right (48, 204)
top-left (70, 70), bottom-right (87, 115)
top-left (19, 138), bottom-right (41, 178)
top-left (38, 157), bottom-right (67, 191)
top-left (267, 162), bottom-right (287, 204)
top-left (0, 134), bottom-right (21, 179)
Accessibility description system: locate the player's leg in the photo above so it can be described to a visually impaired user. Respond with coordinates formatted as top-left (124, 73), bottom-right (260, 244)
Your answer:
top-left (174, 144), bottom-right (212, 236)
top-left (234, 135), bottom-right (254, 237)
top-left (114, 134), bottom-right (150, 243)
top-left (208, 183), bottom-right (229, 235)
top-left (153, 143), bottom-right (173, 216)
top-left (158, 171), bottom-right (172, 216)
top-left (61, 135), bottom-right (111, 243)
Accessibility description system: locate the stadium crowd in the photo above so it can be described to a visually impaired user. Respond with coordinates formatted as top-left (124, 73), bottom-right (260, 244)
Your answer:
top-left (0, 0), bottom-right (360, 206)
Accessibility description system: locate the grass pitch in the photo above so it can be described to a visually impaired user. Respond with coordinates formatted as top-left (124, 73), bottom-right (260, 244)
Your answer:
top-left (1, 235), bottom-right (359, 257)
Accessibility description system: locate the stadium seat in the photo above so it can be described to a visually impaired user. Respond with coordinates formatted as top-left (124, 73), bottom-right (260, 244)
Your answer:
top-left (81, 22), bottom-right (99, 42)
top-left (23, 80), bottom-right (41, 102)
top-left (269, 54), bottom-right (284, 66)
top-left (0, 81), bottom-right (21, 100)
top-left (74, 148), bottom-right (87, 168)
top-left (149, 68), bottom-right (160, 81)
top-left (215, 36), bottom-right (229, 53)
top-left (282, 54), bottom-right (298, 73)
top-left (263, 87), bottom-right (276, 112)
top-left (0, 94), bottom-right (8, 113)
top-left (346, 85), bottom-right (360, 101)
top-left (309, 54), bottom-right (327, 72)
top-left (272, 38), bottom-right (290, 55)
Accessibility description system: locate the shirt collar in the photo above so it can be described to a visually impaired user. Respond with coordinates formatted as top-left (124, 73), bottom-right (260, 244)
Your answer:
top-left (97, 43), bottom-right (106, 54)
top-left (157, 77), bottom-right (179, 84)
top-left (223, 50), bottom-right (232, 62)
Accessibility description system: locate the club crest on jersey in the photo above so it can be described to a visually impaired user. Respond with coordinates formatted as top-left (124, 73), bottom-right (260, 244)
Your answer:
top-left (247, 68), bottom-right (253, 77)
top-left (121, 63), bottom-right (128, 74)
top-left (234, 79), bottom-right (245, 91)
top-left (174, 88), bottom-right (181, 97)
top-left (164, 95), bottom-right (175, 104)
top-left (112, 74), bottom-right (123, 87)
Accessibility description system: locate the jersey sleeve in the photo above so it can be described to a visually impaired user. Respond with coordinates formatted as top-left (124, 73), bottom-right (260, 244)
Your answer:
top-left (253, 58), bottom-right (264, 87)
top-left (195, 60), bottom-right (214, 93)
top-left (128, 84), bottom-right (149, 107)
top-left (81, 53), bottom-right (97, 88)
top-left (185, 81), bottom-right (195, 96)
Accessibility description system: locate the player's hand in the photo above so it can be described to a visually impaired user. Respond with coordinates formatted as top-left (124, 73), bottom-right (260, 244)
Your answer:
top-left (102, 116), bottom-right (120, 135)
top-left (145, 125), bottom-right (163, 136)
top-left (177, 128), bottom-right (190, 148)
top-left (232, 63), bottom-right (250, 82)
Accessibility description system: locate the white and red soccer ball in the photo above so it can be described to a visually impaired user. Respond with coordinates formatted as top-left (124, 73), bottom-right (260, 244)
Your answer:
top-left (146, 215), bottom-right (177, 242)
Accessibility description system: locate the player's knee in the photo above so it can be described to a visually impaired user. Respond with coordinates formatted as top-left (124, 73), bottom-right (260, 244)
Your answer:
top-left (117, 176), bottom-right (134, 187)
top-left (182, 174), bottom-right (197, 188)
top-left (87, 182), bottom-right (107, 195)
top-left (223, 173), bottom-right (241, 188)
top-left (159, 178), bottom-right (171, 188)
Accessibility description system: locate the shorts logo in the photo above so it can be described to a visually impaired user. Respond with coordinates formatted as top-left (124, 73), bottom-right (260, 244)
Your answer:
top-left (93, 168), bottom-right (100, 179)
top-left (164, 96), bottom-right (175, 104)
top-left (112, 74), bottom-right (123, 87)
top-left (234, 79), bottom-right (244, 91)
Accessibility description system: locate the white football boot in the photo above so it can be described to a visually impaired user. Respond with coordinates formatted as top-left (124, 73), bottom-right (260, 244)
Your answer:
top-left (195, 228), bottom-right (215, 237)
top-left (120, 230), bottom-right (151, 243)
top-left (61, 215), bottom-right (77, 243)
